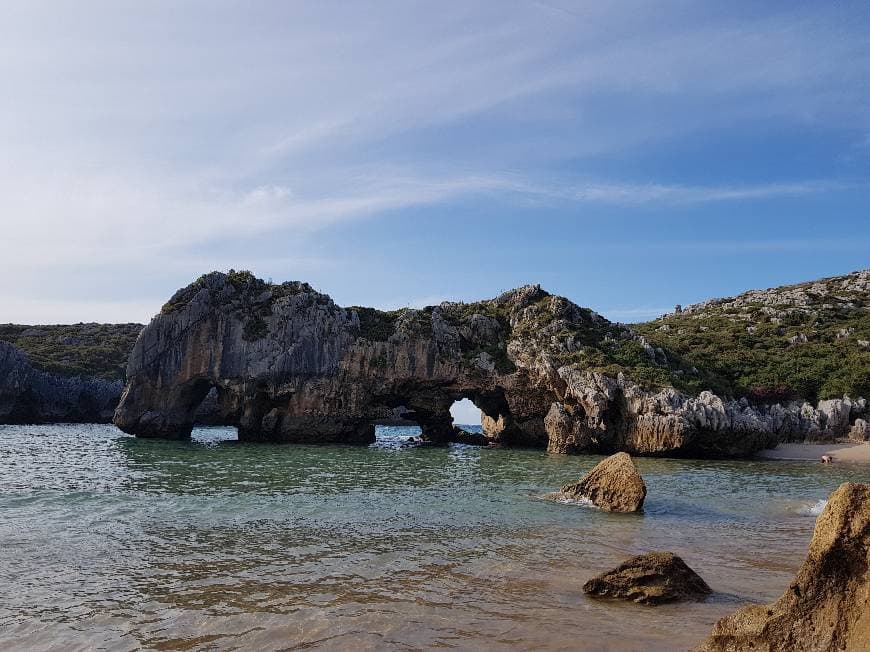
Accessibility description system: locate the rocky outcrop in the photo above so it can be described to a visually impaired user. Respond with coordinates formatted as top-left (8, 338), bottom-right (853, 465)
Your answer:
top-left (678, 269), bottom-right (870, 316)
top-left (560, 452), bottom-right (647, 512)
top-left (0, 341), bottom-right (123, 423)
top-left (115, 273), bottom-right (551, 444)
top-left (638, 269), bottom-right (870, 438)
top-left (584, 552), bottom-right (712, 604)
top-left (849, 418), bottom-right (869, 442)
top-left (698, 482), bottom-right (870, 652)
top-left (113, 271), bottom-right (869, 454)
top-left (547, 375), bottom-right (868, 455)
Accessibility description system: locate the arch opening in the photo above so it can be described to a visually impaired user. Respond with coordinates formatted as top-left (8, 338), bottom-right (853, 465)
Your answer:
top-left (190, 383), bottom-right (239, 442)
top-left (450, 398), bottom-right (482, 428)
top-left (368, 389), bottom-right (510, 447)
top-left (370, 404), bottom-right (426, 447)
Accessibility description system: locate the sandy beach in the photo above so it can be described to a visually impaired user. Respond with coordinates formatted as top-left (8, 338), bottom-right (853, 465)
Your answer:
top-left (757, 442), bottom-right (870, 464)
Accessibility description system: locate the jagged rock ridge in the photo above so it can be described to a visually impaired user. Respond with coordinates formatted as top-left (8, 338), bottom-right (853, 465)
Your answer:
top-left (0, 341), bottom-right (123, 423)
top-left (114, 271), bottom-right (868, 454)
top-left (0, 322), bottom-right (143, 424)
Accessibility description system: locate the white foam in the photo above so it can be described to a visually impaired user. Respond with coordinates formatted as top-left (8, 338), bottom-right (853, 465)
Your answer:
top-left (796, 499), bottom-right (827, 517)
top-left (541, 492), bottom-right (597, 508)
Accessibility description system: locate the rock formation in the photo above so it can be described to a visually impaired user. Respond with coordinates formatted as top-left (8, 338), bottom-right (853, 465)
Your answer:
top-left (697, 482), bottom-right (870, 651)
top-left (584, 552), bottom-right (712, 604)
top-left (849, 418), bottom-right (869, 442)
top-left (113, 271), bottom-right (869, 454)
top-left (637, 269), bottom-right (870, 439)
top-left (546, 378), bottom-right (869, 454)
top-left (560, 452), bottom-right (647, 512)
top-left (0, 341), bottom-right (124, 423)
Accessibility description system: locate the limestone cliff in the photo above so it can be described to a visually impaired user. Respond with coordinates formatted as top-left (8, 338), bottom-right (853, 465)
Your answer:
top-left (114, 271), bottom-right (868, 455)
top-left (0, 341), bottom-right (124, 423)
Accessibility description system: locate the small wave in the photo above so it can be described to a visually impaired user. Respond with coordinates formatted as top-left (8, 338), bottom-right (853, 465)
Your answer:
top-left (795, 499), bottom-right (827, 517)
top-left (539, 492), bottom-right (597, 508)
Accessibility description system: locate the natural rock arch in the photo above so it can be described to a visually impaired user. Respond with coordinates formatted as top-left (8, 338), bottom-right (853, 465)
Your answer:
top-left (114, 271), bottom-right (851, 456)
top-left (115, 272), bottom-right (544, 446)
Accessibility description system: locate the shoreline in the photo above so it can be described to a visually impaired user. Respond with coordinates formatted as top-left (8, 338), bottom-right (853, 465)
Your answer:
top-left (756, 441), bottom-right (870, 464)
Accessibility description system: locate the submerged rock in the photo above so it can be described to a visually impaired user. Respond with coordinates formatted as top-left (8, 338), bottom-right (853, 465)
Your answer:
top-left (697, 482), bottom-right (870, 651)
top-left (452, 427), bottom-right (490, 446)
top-left (584, 552), bottom-right (712, 605)
top-left (560, 452), bottom-right (647, 512)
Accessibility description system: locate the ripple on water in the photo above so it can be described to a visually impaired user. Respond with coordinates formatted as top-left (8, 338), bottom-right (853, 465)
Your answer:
top-left (1, 423), bottom-right (868, 651)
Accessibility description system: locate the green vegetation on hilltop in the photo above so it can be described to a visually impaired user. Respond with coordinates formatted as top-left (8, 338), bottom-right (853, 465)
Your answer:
top-left (161, 270), bottom-right (327, 342)
top-left (161, 270), bottom-right (317, 316)
top-left (351, 307), bottom-right (402, 342)
top-left (504, 293), bottom-right (704, 393)
top-left (635, 271), bottom-right (870, 402)
top-left (442, 297), bottom-right (517, 374)
top-left (0, 323), bottom-right (143, 381)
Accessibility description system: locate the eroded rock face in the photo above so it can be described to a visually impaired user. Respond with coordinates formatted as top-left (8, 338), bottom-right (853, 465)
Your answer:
top-left (113, 272), bottom-right (868, 454)
top-left (115, 273), bottom-right (548, 443)
top-left (584, 552), bottom-right (712, 604)
top-left (561, 452), bottom-right (647, 512)
top-left (0, 341), bottom-right (123, 423)
top-left (849, 418), bottom-right (869, 442)
top-left (546, 372), bottom-right (869, 456)
top-left (697, 482), bottom-right (870, 652)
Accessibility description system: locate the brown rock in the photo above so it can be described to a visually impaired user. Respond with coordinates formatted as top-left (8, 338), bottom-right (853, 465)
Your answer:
top-left (849, 418), bottom-right (869, 442)
top-left (697, 482), bottom-right (870, 652)
top-left (561, 452), bottom-right (647, 512)
top-left (584, 552), bottom-right (712, 605)
top-left (113, 270), bottom-right (863, 456)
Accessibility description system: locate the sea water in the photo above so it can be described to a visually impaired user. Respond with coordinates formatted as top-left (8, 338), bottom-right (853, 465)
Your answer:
top-left (1, 424), bottom-right (868, 651)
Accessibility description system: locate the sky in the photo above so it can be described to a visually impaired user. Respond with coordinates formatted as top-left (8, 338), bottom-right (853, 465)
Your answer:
top-left (2, 0), bottom-right (870, 333)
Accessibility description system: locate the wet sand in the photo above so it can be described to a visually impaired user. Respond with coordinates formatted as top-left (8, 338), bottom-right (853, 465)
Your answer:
top-left (757, 442), bottom-right (870, 464)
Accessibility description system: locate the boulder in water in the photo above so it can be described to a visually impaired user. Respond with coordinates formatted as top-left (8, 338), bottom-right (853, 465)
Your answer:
top-left (561, 452), bottom-right (647, 512)
top-left (584, 552), bottom-right (712, 605)
top-left (697, 482), bottom-right (870, 651)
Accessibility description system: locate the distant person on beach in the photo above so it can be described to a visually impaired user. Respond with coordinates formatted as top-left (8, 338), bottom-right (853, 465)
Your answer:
top-left (821, 455), bottom-right (833, 464)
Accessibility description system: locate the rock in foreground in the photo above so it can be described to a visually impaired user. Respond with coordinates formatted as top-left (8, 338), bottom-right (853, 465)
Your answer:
top-left (584, 552), bottom-right (712, 605)
top-left (561, 452), bottom-right (647, 512)
top-left (697, 482), bottom-right (870, 652)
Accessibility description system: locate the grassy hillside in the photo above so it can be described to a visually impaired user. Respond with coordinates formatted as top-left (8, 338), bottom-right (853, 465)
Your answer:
top-left (0, 323), bottom-right (143, 381)
top-left (635, 270), bottom-right (870, 403)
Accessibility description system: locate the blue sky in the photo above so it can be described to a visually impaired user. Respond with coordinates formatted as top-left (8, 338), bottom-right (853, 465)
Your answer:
top-left (1, 0), bottom-right (869, 326)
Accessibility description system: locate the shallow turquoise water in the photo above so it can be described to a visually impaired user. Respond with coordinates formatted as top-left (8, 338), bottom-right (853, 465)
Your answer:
top-left (0, 424), bottom-right (867, 651)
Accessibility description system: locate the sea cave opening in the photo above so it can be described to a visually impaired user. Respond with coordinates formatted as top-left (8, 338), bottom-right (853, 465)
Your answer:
top-left (371, 404), bottom-right (424, 447)
top-left (192, 386), bottom-right (239, 443)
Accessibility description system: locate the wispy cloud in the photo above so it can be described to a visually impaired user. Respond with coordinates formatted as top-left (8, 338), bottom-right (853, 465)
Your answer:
top-left (567, 180), bottom-right (844, 204)
top-left (1, 2), bottom-right (868, 321)
top-left (507, 178), bottom-right (848, 206)
top-left (587, 238), bottom-right (870, 254)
